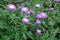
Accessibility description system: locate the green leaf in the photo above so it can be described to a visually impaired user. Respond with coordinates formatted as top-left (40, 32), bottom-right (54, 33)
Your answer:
top-left (15, 32), bottom-right (20, 40)
top-left (22, 33), bottom-right (27, 40)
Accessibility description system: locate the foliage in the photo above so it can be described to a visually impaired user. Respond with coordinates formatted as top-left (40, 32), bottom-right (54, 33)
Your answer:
top-left (0, 0), bottom-right (60, 40)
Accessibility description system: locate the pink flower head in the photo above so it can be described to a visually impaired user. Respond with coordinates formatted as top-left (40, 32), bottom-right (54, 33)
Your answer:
top-left (35, 4), bottom-right (41, 8)
top-left (20, 7), bottom-right (28, 13)
top-left (7, 4), bottom-right (16, 11)
top-left (24, 10), bottom-right (35, 14)
top-left (56, 0), bottom-right (60, 2)
top-left (49, 7), bottom-right (54, 11)
top-left (36, 29), bottom-right (42, 34)
top-left (36, 12), bottom-right (47, 19)
top-left (36, 19), bottom-right (41, 25)
top-left (29, 10), bottom-right (35, 14)
top-left (22, 17), bottom-right (29, 24)
top-left (25, 10), bottom-right (31, 14)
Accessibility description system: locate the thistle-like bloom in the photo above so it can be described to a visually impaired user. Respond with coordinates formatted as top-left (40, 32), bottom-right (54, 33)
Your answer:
top-left (7, 4), bottom-right (16, 11)
top-left (36, 29), bottom-right (42, 34)
top-left (20, 7), bottom-right (28, 13)
top-left (22, 9), bottom-right (35, 14)
top-left (29, 10), bottom-right (35, 14)
top-left (35, 4), bottom-right (41, 8)
top-left (36, 12), bottom-right (47, 19)
top-left (22, 17), bottom-right (29, 24)
top-left (49, 7), bottom-right (54, 11)
top-left (36, 19), bottom-right (41, 25)
top-left (25, 10), bottom-right (31, 14)
top-left (56, 0), bottom-right (60, 2)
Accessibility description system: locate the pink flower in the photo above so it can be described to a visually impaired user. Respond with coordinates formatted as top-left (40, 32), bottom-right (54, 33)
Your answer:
top-left (36, 12), bottom-right (48, 19)
top-left (29, 10), bottom-right (35, 14)
top-left (36, 19), bottom-right (41, 25)
top-left (22, 9), bottom-right (35, 14)
top-left (20, 7), bottom-right (28, 13)
top-left (25, 10), bottom-right (31, 14)
top-left (22, 17), bottom-right (29, 24)
top-left (35, 4), bottom-right (41, 8)
top-left (56, 0), bottom-right (60, 2)
top-left (49, 7), bottom-right (54, 11)
top-left (36, 29), bottom-right (42, 34)
top-left (7, 4), bottom-right (16, 11)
